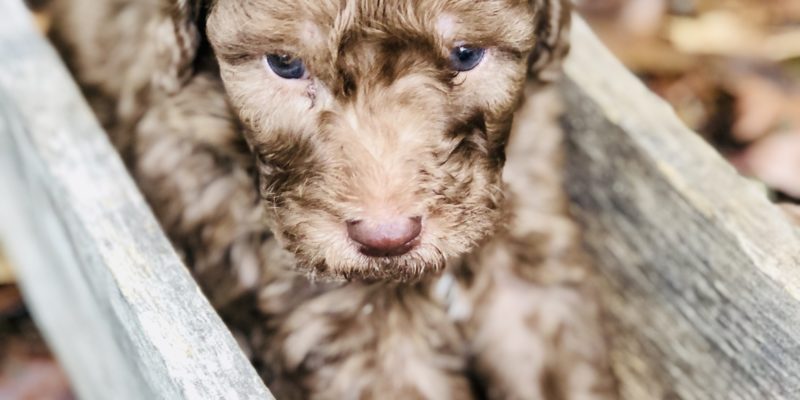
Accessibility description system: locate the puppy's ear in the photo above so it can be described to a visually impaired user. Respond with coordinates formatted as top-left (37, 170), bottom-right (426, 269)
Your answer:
top-left (151, 0), bottom-right (203, 94)
top-left (528, 0), bottom-right (572, 82)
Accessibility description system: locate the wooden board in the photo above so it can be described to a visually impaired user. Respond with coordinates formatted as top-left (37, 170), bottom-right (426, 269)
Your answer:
top-left (0, 2), bottom-right (273, 399)
top-left (562, 16), bottom-right (800, 400)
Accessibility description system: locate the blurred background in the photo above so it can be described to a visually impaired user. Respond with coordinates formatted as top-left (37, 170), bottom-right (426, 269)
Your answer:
top-left (579, 0), bottom-right (800, 203)
top-left (2, 0), bottom-right (800, 398)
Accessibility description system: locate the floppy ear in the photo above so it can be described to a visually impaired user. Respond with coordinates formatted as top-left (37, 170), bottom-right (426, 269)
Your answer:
top-left (528, 0), bottom-right (572, 82)
top-left (48, 0), bottom-right (206, 156)
top-left (151, 0), bottom-right (203, 95)
top-left (50, 0), bottom-right (203, 97)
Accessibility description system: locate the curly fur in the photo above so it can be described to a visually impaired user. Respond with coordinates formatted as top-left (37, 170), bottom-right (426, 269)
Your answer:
top-left (49, 0), bottom-right (617, 398)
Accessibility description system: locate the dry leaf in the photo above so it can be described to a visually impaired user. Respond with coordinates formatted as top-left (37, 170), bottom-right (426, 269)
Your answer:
top-left (762, 29), bottom-right (800, 61)
top-left (0, 357), bottom-right (73, 400)
top-left (729, 74), bottom-right (785, 142)
top-left (778, 203), bottom-right (800, 225)
top-left (620, 0), bottom-right (667, 36)
top-left (738, 130), bottom-right (800, 198)
top-left (0, 285), bottom-right (22, 316)
top-left (725, 71), bottom-right (800, 143)
top-left (0, 249), bottom-right (14, 285)
top-left (668, 11), bottom-right (762, 57)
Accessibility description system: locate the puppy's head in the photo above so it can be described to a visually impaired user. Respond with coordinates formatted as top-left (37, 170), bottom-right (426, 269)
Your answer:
top-left (204, 0), bottom-right (570, 281)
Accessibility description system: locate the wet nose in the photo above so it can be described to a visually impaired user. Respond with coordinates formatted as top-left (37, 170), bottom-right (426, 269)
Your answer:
top-left (347, 216), bottom-right (422, 257)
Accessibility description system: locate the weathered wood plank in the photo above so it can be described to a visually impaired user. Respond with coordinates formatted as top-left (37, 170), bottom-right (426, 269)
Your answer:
top-left (0, 2), bottom-right (273, 399)
top-left (562, 16), bottom-right (800, 400)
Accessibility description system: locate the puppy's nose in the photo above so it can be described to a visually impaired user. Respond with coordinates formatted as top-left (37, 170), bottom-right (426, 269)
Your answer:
top-left (347, 216), bottom-right (422, 257)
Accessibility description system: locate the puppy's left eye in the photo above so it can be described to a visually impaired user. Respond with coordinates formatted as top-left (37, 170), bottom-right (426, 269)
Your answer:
top-left (265, 54), bottom-right (307, 79)
top-left (449, 46), bottom-right (485, 72)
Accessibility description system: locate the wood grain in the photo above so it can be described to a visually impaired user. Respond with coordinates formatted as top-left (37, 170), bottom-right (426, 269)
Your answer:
top-left (0, 2), bottom-right (273, 399)
top-left (562, 16), bottom-right (800, 400)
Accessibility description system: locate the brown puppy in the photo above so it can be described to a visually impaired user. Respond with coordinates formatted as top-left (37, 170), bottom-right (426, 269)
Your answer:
top-left (50, 0), bottom-right (616, 398)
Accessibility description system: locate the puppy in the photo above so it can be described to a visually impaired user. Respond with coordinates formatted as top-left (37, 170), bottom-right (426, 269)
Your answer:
top-left (50, 0), bottom-right (616, 398)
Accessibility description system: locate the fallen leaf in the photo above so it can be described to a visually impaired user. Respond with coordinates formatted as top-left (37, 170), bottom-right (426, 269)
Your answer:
top-left (737, 130), bottom-right (800, 198)
top-left (0, 285), bottom-right (23, 316)
top-left (668, 11), bottom-right (762, 57)
top-left (729, 74), bottom-right (785, 142)
top-left (620, 0), bottom-right (667, 36)
top-left (725, 71), bottom-right (800, 142)
top-left (0, 356), bottom-right (73, 400)
top-left (777, 203), bottom-right (800, 224)
top-left (0, 249), bottom-right (14, 285)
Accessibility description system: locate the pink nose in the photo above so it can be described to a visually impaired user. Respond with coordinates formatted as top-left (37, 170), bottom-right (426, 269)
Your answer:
top-left (347, 216), bottom-right (422, 257)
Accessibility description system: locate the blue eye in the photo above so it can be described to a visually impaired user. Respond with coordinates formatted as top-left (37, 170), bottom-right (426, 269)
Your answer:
top-left (265, 54), bottom-right (307, 79)
top-left (449, 46), bottom-right (485, 72)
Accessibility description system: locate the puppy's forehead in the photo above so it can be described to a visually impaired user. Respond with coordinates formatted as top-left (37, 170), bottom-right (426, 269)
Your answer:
top-left (222, 0), bottom-right (536, 51)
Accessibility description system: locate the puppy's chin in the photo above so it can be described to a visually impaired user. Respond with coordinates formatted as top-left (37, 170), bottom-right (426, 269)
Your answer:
top-left (324, 244), bottom-right (448, 282)
top-left (280, 234), bottom-right (448, 283)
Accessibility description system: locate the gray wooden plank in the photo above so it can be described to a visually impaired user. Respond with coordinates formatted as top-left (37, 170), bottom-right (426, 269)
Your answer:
top-left (0, 2), bottom-right (274, 399)
top-left (562, 16), bottom-right (800, 400)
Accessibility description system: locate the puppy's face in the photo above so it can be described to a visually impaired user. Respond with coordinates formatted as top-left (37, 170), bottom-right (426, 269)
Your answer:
top-left (207, 0), bottom-right (549, 281)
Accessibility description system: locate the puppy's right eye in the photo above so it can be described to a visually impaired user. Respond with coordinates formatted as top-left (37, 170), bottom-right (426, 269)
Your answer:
top-left (265, 54), bottom-right (307, 79)
top-left (449, 46), bottom-right (485, 72)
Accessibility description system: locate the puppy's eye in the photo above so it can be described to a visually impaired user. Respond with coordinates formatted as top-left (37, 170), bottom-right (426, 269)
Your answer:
top-left (265, 54), bottom-right (307, 79)
top-left (449, 46), bottom-right (485, 72)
